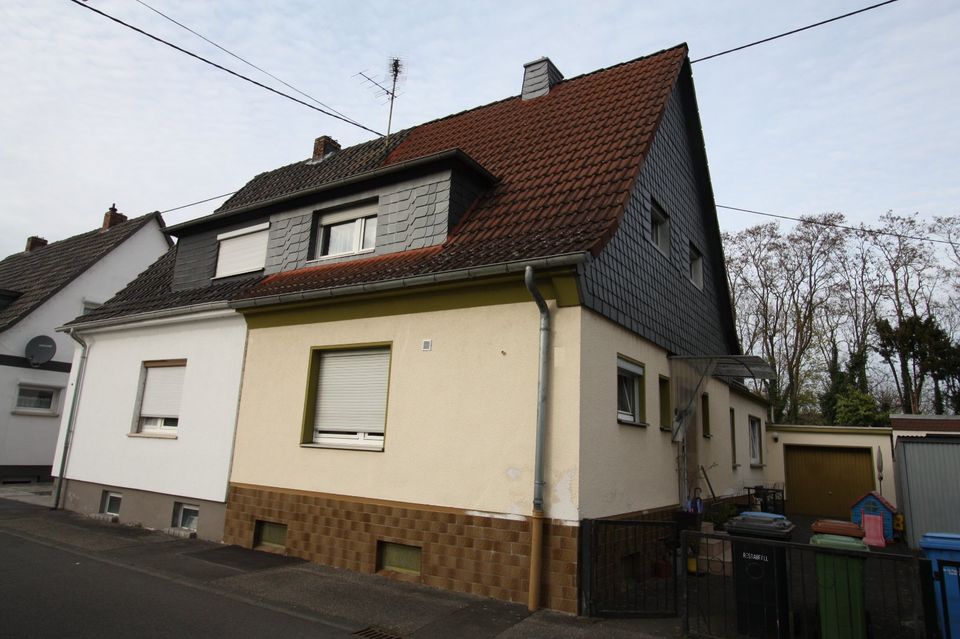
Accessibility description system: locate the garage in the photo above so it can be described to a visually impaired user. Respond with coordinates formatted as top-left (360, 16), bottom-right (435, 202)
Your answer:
top-left (784, 445), bottom-right (875, 518)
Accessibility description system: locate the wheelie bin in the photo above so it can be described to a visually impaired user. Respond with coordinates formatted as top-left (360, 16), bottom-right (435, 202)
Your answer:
top-left (810, 533), bottom-right (870, 639)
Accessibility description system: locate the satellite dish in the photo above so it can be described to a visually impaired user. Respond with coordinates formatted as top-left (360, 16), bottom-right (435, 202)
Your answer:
top-left (25, 335), bottom-right (56, 367)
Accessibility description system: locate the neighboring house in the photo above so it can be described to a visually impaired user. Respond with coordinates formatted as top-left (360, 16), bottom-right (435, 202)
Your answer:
top-left (53, 44), bottom-right (771, 613)
top-left (890, 413), bottom-right (960, 445)
top-left (0, 208), bottom-right (169, 483)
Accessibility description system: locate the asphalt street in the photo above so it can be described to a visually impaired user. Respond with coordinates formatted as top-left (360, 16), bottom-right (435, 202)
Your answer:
top-left (0, 530), bottom-right (351, 639)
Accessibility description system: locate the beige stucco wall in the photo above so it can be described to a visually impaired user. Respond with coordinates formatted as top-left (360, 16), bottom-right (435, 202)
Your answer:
top-left (229, 300), bottom-right (583, 522)
top-left (765, 425), bottom-right (896, 507)
top-left (577, 309), bottom-right (768, 518)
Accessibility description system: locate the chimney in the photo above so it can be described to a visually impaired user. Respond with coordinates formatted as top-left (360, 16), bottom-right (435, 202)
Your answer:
top-left (521, 57), bottom-right (564, 100)
top-left (102, 204), bottom-right (127, 230)
top-left (25, 236), bottom-right (48, 252)
top-left (312, 136), bottom-right (341, 160)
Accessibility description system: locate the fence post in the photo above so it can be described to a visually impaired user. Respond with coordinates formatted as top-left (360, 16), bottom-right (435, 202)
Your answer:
top-left (681, 528), bottom-right (690, 636)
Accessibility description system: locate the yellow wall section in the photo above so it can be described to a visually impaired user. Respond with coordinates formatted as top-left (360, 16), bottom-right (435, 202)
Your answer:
top-left (230, 300), bottom-right (583, 522)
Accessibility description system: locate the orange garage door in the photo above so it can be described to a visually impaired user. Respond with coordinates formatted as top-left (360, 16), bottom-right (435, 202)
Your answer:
top-left (784, 445), bottom-right (875, 518)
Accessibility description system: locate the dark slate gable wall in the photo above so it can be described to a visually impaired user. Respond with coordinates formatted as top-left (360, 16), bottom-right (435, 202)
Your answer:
top-left (580, 79), bottom-right (737, 357)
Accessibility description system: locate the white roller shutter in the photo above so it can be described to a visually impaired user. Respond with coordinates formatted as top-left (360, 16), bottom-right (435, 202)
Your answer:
top-left (140, 365), bottom-right (185, 418)
top-left (215, 224), bottom-right (269, 277)
top-left (314, 349), bottom-right (389, 435)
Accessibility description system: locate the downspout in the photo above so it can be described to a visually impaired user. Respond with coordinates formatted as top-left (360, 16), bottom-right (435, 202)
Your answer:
top-left (52, 329), bottom-right (89, 510)
top-left (524, 266), bottom-right (550, 612)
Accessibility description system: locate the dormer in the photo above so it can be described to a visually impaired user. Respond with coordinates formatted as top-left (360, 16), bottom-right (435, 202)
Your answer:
top-left (164, 141), bottom-right (496, 291)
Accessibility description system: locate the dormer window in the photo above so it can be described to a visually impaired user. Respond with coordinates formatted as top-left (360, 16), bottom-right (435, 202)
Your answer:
top-left (315, 202), bottom-right (378, 259)
top-left (214, 223), bottom-right (269, 278)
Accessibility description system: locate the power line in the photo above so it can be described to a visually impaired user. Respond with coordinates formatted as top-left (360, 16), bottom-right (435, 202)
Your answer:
top-left (159, 192), bottom-right (236, 214)
top-left (691, 0), bottom-right (900, 64)
top-left (132, 0), bottom-right (363, 128)
top-left (66, 0), bottom-right (383, 137)
top-left (716, 204), bottom-right (959, 248)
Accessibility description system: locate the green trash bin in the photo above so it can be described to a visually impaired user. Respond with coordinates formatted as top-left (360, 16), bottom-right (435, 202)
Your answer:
top-left (810, 533), bottom-right (870, 639)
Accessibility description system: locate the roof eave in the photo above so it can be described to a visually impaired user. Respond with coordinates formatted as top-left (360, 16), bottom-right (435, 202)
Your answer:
top-left (230, 252), bottom-right (589, 311)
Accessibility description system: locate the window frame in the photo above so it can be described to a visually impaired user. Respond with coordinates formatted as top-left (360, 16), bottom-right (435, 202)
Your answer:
top-left (213, 222), bottom-right (270, 279)
top-left (616, 357), bottom-right (646, 426)
top-left (311, 202), bottom-right (379, 260)
top-left (658, 376), bottom-right (672, 432)
top-left (134, 359), bottom-right (186, 437)
top-left (700, 393), bottom-right (711, 438)
top-left (748, 415), bottom-right (763, 466)
top-left (302, 345), bottom-right (391, 452)
top-left (173, 502), bottom-right (199, 531)
top-left (102, 491), bottom-right (122, 516)
top-left (13, 383), bottom-right (62, 416)
top-left (688, 242), bottom-right (704, 289)
top-left (650, 201), bottom-right (671, 256)
top-left (730, 408), bottom-right (739, 468)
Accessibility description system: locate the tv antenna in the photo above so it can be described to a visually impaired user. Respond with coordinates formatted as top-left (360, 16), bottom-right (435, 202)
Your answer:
top-left (356, 57), bottom-right (404, 146)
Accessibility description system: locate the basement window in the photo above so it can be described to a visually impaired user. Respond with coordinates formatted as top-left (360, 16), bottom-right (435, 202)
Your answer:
top-left (254, 520), bottom-right (287, 550)
top-left (101, 491), bottom-right (122, 516)
top-left (173, 502), bottom-right (199, 531)
top-left (377, 541), bottom-right (421, 576)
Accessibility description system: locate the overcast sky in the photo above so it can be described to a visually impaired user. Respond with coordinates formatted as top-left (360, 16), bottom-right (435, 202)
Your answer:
top-left (1, 0), bottom-right (957, 257)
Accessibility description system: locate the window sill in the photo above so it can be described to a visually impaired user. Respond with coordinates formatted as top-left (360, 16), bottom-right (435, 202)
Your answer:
top-left (659, 426), bottom-right (672, 433)
top-left (127, 432), bottom-right (178, 440)
top-left (300, 442), bottom-right (384, 452)
top-left (732, 463), bottom-right (741, 470)
top-left (750, 463), bottom-right (765, 469)
top-left (307, 248), bottom-right (375, 263)
top-left (618, 418), bottom-right (649, 428)
top-left (702, 434), bottom-right (712, 439)
top-left (11, 409), bottom-right (59, 417)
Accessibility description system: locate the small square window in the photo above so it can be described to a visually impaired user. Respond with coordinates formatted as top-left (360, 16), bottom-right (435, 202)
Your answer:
top-left (377, 541), bottom-right (421, 576)
top-left (254, 520), bottom-right (287, 550)
top-left (102, 491), bottom-right (122, 516)
top-left (14, 385), bottom-right (60, 415)
top-left (173, 503), bottom-right (199, 531)
top-left (214, 223), bottom-right (269, 278)
top-left (689, 243), bottom-right (703, 289)
top-left (616, 357), bottom-right (645, 425)
top-left (659, 376), bottom-right (672, 431)
top-left (651, 202), bottom-right (670, 256)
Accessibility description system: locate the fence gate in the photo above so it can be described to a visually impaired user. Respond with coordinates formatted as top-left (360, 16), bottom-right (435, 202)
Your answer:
top-left (579, 519), bottom-right (679, 617)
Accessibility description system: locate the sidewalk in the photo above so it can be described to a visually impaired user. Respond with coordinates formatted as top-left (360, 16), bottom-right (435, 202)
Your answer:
top-left (0, 487), bottom-right (680, 638)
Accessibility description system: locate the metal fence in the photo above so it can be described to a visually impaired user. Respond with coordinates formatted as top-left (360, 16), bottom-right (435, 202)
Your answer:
top-left (579, 518), bottom-right (679, 617)
top-left (681, 530), bottom-right (937, 639)
top-left (932, 558), bottom-right (959, 639)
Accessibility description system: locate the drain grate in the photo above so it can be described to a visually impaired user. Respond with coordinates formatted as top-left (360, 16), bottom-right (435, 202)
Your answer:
top-left (352, 627), bottom-right (403, 639)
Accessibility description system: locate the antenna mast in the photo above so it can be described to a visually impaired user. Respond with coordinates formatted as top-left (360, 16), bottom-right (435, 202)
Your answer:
top-left (355, 57), bottom-right (403, 147)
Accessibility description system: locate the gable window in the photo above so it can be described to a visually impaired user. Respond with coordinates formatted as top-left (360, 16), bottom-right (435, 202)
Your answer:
top-left (136, 360), bottom-right (186, 435)
top-left (214, 223), bottom-right (269, 278)
top-left (659, 376), bottom-right (672, 431)
top-left (749, 415), bottom-right (763, 466)
top-left (306, 347), bottom-right (390, 451)
top-left (730, 408), bottom-right (739, 468)
top-left (688, 243), bottom-right (704, 289)
top-left (700, 393), bottom-right (711, 437)
top-left (650, 201), bottom-right (670, 256)
top-left (616, 357), bottom-right (645, 425)
top-left (14, 384), bottom-right (61, 416)
top-left (315, 202), bottom-right (379, 259)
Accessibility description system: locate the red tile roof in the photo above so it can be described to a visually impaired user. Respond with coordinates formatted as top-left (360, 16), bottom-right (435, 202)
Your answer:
top-left (238, 45), bottom-right (689, 301)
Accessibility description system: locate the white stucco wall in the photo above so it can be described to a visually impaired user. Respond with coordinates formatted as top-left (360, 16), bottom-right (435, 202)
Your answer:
top-left (764, 425), bottom-right (896, 507)
top-left (1, 219), bottom-right (169, 468)
top-left (230, 300), bottom-right (583, 522)
top-left (577, 309), bottom-right (768, 518)
top-left (52, 311), bottom-right (247, 503)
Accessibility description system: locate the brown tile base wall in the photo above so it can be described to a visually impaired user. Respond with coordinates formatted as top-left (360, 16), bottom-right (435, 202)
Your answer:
top-left (223, 483), bottom-right (579, 613)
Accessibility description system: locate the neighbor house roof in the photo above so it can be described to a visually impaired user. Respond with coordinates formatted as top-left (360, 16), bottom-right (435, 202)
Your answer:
top-left (0, 213), bottom-right (163, 333)
top-left (234, 44), bottom-right (689, 302)
top-left (65, 245), bottom-right (260, 327)
top-left (890, 415), bottom-right (960, 432)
